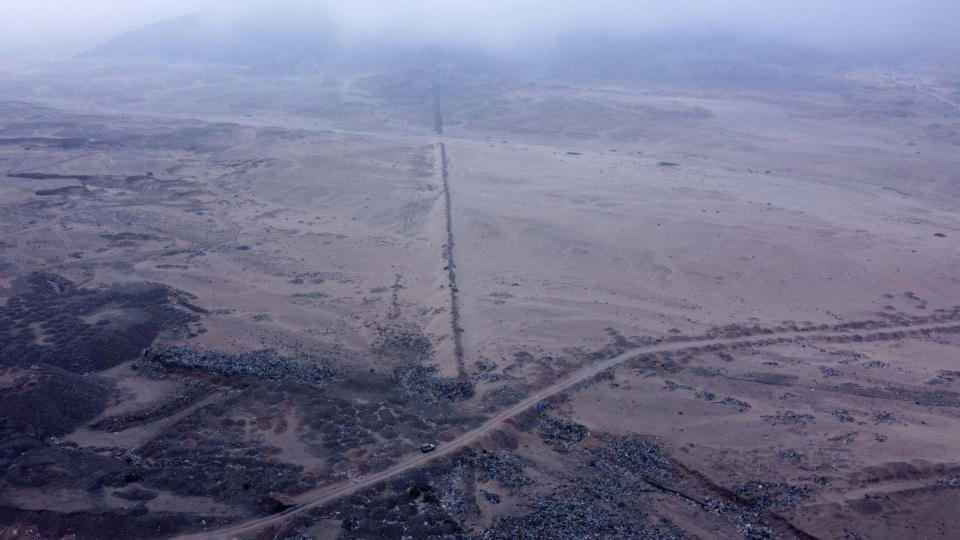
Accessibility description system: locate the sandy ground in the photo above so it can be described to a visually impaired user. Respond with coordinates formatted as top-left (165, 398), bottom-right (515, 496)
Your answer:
top-left (0, 60), bottom-right (959, 539)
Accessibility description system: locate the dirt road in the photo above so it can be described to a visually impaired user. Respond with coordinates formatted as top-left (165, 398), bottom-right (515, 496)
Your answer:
top-left (179, 318), bottom-right (960, 539)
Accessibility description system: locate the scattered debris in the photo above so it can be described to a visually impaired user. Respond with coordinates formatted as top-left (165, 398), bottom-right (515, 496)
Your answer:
top-left (290, 291), bottom-right (328, 300)
top-left (149, 346), bottom-right (336, 385)
top-left (935, 475), bottom-right (960, 487)
top-left (394, 365), bottom-right (475, 404)
top-left (862, 360), bottom-right (889, 369)
top-left (762, 411), bottom-right (815, 427)
top-left (719, 397), bottom-right (752, 412)
top-left (829, 350), bottom-right (865, 360)
top-left (726, 482), bottom-right (811, 539)
top-left (823, 409), bottom-right (855, 423)
top-left (482, 495), bottom-right (654, 539)
top-left (663, 380), bottom-right (694, 392)
top-left (828, 431), bottom-right (859, 444)
top-left (871, 411), bottom-right (904, 425)
top-left (665, 380), bottom-right (750, 412)
top-left (280, 529), bottom-right (315, 540)
top-left (486, 436), bottom-right (687, 538)
top-left (925, 370), bottom-right (960, 386)
top-left (317, 459), bottom-right (465, 538)
top-left (819, 366), bottom-right (842, 378)
top-left (461, 449), bottom-right (532, 491)
top-left (289, 271), bottom-right (332, 285)
top-left (695, 390), bottom-right (717, 401)
top-left (591, 435), bottom-right (678, 489)
top-left (536, 416), bottom-right (589, 453)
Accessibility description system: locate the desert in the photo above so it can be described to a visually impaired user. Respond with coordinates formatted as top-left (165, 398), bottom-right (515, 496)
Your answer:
top-left (1, 3), bottom-right (960, 539)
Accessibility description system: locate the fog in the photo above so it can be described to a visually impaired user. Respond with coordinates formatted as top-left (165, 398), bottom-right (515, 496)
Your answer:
top-left (0, 0), bottom-right (200, 57)
top-left (3, 0), bottom-right (959, 60)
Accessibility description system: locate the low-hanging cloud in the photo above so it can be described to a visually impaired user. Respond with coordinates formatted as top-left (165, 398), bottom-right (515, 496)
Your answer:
top-left (2, 0), bottom-right (959, 59)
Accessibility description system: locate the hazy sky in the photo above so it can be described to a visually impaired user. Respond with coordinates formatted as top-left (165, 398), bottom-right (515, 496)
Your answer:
top-left (1, 0), bottom-right (958, 58)
top-left (0, 0), bottom-right (200, 57)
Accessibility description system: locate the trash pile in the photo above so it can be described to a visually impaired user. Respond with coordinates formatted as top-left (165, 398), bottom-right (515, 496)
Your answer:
top-left (862, 360), bottom-right (889, 369)
top-left (725, 482), bottom-right (811, 539)
top-left (828, 431), bottom-right (859, 444)
top-left (319, 462), bottom-right (465, 538)
top-left (592, 436), bottom-right (678, 490)
top-left (819, 366), bottom-right (842, 377)
top-left (481, 487), bottom-right (684, 540)
top-left (461, 449), bottom-right (532, 491)
top-left (536, 415), bottom-right (589, 453)
top-left (394, 365), bottom-right (474, 404)
top-left (694, 389), bottom-right (717, 401)
top-left (482, 496), bottom-right (622, 539)
top-left (829, 350), bottom-right (865, 361)
top-left (934, 475), bottom-right (960, 487)
top-left (280, 530), bottom-right (315, 540)
top-left (663, 380), bottom-right (694, 392)
top-left (762, 411), bottom-right (815, 427)
top-left (149, 346), bottom-right (336, 385)
top-left (871, 410), bottom-right (904, 425)
top-left (719, 397), bottom-right (752, 412)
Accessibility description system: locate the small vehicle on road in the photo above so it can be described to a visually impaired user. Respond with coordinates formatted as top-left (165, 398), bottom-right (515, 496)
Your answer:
top-left (420, 443), bottom-right (437, 453)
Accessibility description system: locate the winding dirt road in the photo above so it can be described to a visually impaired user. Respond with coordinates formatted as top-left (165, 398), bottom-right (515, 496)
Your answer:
top-left (179, 319), bottom-right (960, 539)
